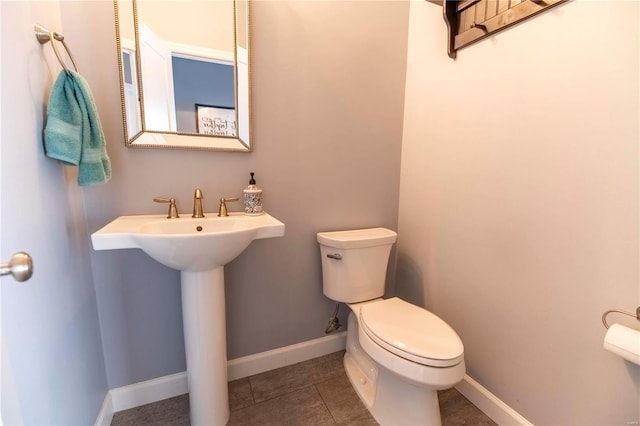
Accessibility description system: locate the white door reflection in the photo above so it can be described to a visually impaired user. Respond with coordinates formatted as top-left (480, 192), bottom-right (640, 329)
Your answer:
top-left (139, 23), bottom-right (177, 132)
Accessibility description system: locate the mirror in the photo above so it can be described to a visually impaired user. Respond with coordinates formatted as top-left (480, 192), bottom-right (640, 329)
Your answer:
top-left (114, 0), bottom-right (251, 151)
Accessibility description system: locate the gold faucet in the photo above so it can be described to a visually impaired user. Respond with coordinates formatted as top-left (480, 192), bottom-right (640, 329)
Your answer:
top-left (218, 197), bottom-right (239, 217)
top-left (153, 197), bottom-right (179, 219)
top-left (192, 188), bottom-right (204, 218)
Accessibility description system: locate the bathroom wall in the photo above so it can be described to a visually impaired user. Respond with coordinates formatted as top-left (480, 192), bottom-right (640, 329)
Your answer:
top-left (399, 1), bottom-right (639, 425)
top-left (0, 1), bottom-right (108, 423)
top-left (60, 1), bottom-right (408, 388)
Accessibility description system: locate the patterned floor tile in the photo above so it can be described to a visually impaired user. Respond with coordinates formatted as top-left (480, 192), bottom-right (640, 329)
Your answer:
top-left (249, 350), bottom-right (345, 403)
top-left (110, 351), bottom-right (496, 426)
top-left (228, 385), bottom-right (335, 426)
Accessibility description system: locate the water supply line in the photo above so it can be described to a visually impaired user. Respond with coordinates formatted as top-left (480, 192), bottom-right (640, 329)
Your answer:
top-left (325, 303), bottom-right (342, 334)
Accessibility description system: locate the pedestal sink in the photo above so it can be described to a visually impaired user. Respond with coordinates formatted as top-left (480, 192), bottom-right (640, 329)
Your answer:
top-left (91, 212), bottom-right (285, 425)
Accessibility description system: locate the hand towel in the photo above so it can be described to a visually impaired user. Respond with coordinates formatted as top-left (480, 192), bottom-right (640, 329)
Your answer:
top-left (44, 70), bottom-right (112, 186)
top-left (44, 71), bottom-right (82, 165)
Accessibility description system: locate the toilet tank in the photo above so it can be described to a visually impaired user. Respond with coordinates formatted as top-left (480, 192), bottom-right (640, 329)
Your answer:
top-left (317, 228), bottom-right (397, 303)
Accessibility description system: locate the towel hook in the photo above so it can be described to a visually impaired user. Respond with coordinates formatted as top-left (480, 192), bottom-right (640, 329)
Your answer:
top-left (34, 23), bottom-right (79, 73)
top-left (602, 306), bottom-right (640, 329)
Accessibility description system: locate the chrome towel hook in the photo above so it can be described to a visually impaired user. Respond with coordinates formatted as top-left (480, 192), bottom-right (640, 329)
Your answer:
top-left (34, 23), bottom-right (79, 73)
top-left (602, 307), bottom-right (640, 329)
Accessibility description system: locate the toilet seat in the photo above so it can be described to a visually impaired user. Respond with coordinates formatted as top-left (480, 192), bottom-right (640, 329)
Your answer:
top-left (359, 297), bottom-right (464, 367)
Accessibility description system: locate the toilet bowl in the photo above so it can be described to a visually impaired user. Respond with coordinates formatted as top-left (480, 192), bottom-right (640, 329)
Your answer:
top-left (317, 228), bottom-right (465, 425)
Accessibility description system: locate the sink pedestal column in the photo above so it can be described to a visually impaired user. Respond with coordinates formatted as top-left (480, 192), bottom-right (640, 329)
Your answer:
top-left (181, 267), bottom-right (229, 425)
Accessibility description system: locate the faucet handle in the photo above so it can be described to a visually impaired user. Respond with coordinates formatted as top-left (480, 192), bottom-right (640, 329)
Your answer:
top-left (218, 197), bottom-right (239, 217)
top-left (154, 197), bottom-right (180, 219)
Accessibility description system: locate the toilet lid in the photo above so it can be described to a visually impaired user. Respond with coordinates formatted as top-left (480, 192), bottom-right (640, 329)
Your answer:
top-left (360, 298), bottom-right (464, 367)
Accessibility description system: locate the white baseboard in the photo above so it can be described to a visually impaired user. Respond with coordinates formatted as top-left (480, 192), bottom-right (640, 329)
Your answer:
top-left (110, 371), bottom-right (189, 412)
top-left (96, 331), bottom-right (347, 421)
top-left (94, 392), bottom-right (113, 426)
top-left (455, 374), bottom-right (533, 426)
top-left (96, 334), bottom-right (530, 426)
top-left (228, 331), bottom-right (347, 380)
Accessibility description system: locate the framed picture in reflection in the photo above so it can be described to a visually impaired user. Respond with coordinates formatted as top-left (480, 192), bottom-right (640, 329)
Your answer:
top-left (196, 104), bottom-right (237, 137)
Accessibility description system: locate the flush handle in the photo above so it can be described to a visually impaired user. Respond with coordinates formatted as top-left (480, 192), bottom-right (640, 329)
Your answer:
top-left (326, 253), bottom-right (342, 260)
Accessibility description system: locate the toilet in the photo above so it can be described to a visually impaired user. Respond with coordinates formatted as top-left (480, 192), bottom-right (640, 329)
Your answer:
top-left (317, 228), bottom-right (465, 426)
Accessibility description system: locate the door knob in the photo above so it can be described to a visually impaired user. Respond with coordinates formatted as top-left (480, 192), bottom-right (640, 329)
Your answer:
top-left (1, 252), bottom-right (33, 282)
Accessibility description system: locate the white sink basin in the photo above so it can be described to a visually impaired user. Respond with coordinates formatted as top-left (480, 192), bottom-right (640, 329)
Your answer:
top-left (91, 212), bottom-right (284, 271)
top-left (91, 210), bottom-right (285, 425)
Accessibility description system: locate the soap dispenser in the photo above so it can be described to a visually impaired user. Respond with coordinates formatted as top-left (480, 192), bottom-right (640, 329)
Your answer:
top-left (243, 172), bottom-right (263, 215)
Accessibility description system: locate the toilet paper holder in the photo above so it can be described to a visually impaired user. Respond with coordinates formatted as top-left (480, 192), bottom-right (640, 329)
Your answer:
top-left (602, 306), bottom-right (640, 329)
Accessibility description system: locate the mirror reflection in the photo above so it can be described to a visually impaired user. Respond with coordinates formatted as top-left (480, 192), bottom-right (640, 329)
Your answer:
top-left (115, 0), bottom-right (251, 151)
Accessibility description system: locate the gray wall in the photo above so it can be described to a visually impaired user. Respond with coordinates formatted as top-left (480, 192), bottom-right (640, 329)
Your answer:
top-left (400, 2), bottom-right (639, 425)
top-left (61, 0), bottom-right (409, 388)
top-left (1, 1), bottom-right (108, 423)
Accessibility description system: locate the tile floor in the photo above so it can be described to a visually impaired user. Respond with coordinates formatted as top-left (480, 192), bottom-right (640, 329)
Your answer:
top-left (111, 351), bottom-right (496, 425)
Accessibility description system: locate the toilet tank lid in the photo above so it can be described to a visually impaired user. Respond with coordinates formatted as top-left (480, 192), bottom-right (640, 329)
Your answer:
top-left (317, 228), bottom-right (397, 249)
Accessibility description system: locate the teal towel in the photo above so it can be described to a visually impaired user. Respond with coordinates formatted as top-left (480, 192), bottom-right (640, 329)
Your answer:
top-left (44, 70), bottom-right (111, 186)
